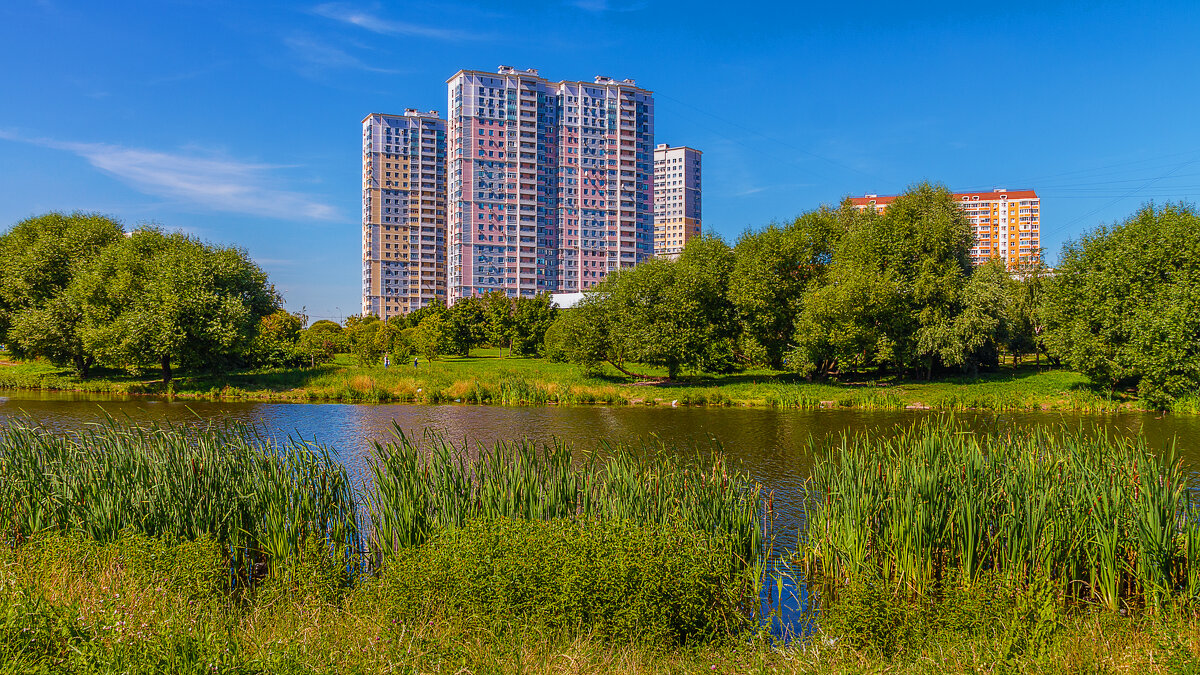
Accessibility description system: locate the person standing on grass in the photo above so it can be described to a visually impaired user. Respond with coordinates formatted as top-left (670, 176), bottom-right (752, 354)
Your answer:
top-left (384, 354), bottom-right (389, 370)
top-left (414, 357), bottom-right (418, 368)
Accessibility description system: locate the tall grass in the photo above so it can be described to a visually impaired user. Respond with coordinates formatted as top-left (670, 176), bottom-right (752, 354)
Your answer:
top-left (0, 419), bottom-right (360, 584)
top-left (364, 426), bottom-right (762, 566)
top-left (803, 419), bottom-right (1199, 610)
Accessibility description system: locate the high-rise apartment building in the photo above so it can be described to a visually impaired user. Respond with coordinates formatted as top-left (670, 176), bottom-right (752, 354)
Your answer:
top-left (446, 66), bottom-right (655, 301)
top-left (848, 189), bottom-right (1041, 267)
top-left (361, 110), bottom-right (447, 319)
top-left (653, 144), bottom-right (702, 258)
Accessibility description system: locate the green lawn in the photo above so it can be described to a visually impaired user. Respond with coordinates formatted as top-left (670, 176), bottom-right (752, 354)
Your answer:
top-left (0, 348), bottom-right (1180, 412)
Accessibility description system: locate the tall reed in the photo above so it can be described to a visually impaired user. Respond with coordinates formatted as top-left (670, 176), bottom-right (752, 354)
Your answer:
top-left (803, 419), bottom-right (1197, 610)
top-left (364, 425), bottom-right (762, 566)
top-left (0, 418), bottom-right (359, 584)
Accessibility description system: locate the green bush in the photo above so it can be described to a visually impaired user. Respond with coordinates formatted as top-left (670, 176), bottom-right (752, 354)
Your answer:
top-left (15, 531), bottom-right (225, 600)
top-left (368, 518), bottom-right (745, 644)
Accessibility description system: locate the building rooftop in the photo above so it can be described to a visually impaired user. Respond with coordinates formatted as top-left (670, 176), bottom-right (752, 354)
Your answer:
top-left (848, 188), bottom-right (1039, 206)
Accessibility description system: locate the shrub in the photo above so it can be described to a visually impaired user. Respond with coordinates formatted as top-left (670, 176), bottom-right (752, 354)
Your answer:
top-left (368, 518), bottom-right (745, 644)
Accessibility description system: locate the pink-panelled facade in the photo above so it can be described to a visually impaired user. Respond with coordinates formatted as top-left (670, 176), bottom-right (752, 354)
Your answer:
top-left (446, 66), bottom-right (655, 301)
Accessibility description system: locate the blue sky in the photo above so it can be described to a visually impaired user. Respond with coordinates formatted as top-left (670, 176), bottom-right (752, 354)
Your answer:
top-left (2, 1), bottom-right (1198, 321)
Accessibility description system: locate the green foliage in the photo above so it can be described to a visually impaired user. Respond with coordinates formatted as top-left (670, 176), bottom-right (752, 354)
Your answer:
top-left (0, 212), bottom-right (125, 376)
top-left (804, 418), bottom-right (1197, 610)
top-left (728, 211), bottom-right (836, 368)
top-left (481, 290), bottom-right (516, 356)
top-left (0, 419), bottom-right (359, 583)
top-left (364, 426), bottom-right (761, 564)
top-left (790, 183), bottom-right (978, 379)
top-left (412, 311), bottom-right (450, 361)
top-left (344, 314), bottom-right (384, 366)
top-left (295, 319), bottom-right (344, 367)
top-left (370, 518), bottom-right (744, 644)
top-left (250, 309), bottom-right (305, 367)
top-left (569, 236), bottom-right (739, 379)
top-left (70, 227), bottom-right (279, 382)
top-left (446, 296), bottom-right (485, 355)
top-left (18, 531), bottom-right (225, 601)
top-left (1043, 203), bottom-right (1200, 408)
top-left (511, 293), bottom-right (557, 356)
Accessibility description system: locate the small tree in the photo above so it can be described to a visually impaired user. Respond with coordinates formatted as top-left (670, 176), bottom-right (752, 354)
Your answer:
top-left (412, 313), bottom-right (449, 362)
top-left (511, 294), bottom-right (557, 356)
top-left (482, 291), bottom-right (515, 357)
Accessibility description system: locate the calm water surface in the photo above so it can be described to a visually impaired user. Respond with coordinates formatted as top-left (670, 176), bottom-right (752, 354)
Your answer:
top-left (5, 389), bottom-right (1198, 634)
top-left (3, 388), bottom-right (1199, 541)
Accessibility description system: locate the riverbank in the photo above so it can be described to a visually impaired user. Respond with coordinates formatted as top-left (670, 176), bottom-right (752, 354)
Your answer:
top-left (4, 536), bottom-right (1198, 674)
top-left (2, 350), bottom-right (1195, 413)
top-left (5, 419), bottom-right (1200, 672)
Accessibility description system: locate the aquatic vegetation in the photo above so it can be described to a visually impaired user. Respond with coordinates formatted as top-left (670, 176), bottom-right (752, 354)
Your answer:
top-left (804, 419), bottom-right (1200, 610)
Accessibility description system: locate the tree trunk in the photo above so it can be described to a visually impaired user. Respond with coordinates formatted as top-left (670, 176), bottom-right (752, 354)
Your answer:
top-left (161, 355), bottom-right (172, 384)
top-left (607, 361), bottom-right (656, 380)
top-left (74, 354), bottom-right (92, 379)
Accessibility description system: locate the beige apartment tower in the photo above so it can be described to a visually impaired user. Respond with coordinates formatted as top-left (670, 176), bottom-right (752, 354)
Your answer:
top-left (653, 143), bottom-right (702, 257)
top-left (361, 110), bottom-right (447, 319)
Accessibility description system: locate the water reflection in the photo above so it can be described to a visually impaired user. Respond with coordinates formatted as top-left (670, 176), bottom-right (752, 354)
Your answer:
top-left (3, 390), bottom-right (1198, 638)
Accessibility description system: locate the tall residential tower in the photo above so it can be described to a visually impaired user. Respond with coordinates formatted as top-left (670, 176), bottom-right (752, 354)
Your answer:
top-left (653, 143), bottom-right (702, 257)
top-left (446, 66), bottom-right (655, 301)
top-left (361, 110), bottom-right (447, 319)
top-left (848, 189), bottom-right (1042, 267)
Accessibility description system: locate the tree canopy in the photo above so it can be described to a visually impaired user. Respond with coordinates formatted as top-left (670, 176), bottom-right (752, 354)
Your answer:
top-left (1042, 203), bottom-right (1200, 408)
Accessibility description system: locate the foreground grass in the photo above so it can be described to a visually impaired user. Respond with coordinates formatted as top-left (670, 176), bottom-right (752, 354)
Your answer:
top-left (3, 533), bottom-right (1199, 674)
top-left (3, 349), bottom-right (1190, 413)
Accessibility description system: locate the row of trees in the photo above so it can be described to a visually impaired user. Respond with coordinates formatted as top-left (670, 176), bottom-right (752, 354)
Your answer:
top-left (0, 213), bottom-right (560, 379)
top-left (0, 213), bottom-right (277, 382)
top-left (550, 184), bottom-right (1047, 381)
top-left (246, 291), bottom-right (559, 369)
top-left (548, 184), bottom-right (1200, 408)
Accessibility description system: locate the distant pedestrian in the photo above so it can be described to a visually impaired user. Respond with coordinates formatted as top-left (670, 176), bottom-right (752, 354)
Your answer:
top-left (384, 355), bottom-right (390, 370)
top-left (414, 357), bottom-right (419, 368)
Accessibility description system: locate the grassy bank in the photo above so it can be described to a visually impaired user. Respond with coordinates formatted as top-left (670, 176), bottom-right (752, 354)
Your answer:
top-left (4, 419), bottom-right (1200, 672)
top-left (4, 532), bottom-right (1200, 673)
top-left (4, 349), bottom-right (1195, 413)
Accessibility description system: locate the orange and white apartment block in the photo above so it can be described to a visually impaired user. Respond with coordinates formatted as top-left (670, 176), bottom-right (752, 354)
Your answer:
top-left (848, 189), bottom-right (1041, 267)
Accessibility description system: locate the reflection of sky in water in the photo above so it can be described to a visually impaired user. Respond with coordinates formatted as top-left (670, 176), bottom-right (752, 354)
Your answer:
top-left (3, 391), bottom-right (1200, 540)
top-left (4, 390), bottom-right (1199, 638)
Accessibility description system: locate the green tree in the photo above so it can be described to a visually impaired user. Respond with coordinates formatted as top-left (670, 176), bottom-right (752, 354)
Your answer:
top-left (72, 228), bottom-right (278, 383)
top-left (447, 296), bottom-right (486, 356)
top-left (1043, 203), bottom-right (1200, 408)
top-left (790, 183), bottom-right (974, 379)
top-left (412, 312), bottom-right (450, 362)
top-left (296, 320), bottom-right (344, 367)
top-left (482, 291), bottom-right (515, 357)
top-left (572, 236), bottom-right (738, 379)
top-left (1006, 262), bottom-right (1050, 366)
top-left (728, 210), bottom-right (836, 368)
top-left (511, 293), bottom-right (557, 357)
top-left (0, 212), bottom-right (125, 376)
top-left (344, 315), bottom-right (384, 366)
top-left (250, 309), bottom-right (305, 367)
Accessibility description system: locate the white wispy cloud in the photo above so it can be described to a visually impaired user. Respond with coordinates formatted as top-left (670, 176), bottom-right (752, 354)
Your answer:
top-left (284, 34), bottom-right (404, 74)
top-left (0, 131), bottom-right (339, 222)
top-left (311, 3), bottom-right (482, 41)
top-left (570, 0), bottom-right (645, 12)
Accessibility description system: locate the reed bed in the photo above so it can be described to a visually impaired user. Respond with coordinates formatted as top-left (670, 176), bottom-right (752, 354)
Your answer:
top-left (364, 426), bottom-right (762, 566)
top-left (0, 419), bottom-right (360, 584)
top-left (803, 419), bottom-right (1200, 610)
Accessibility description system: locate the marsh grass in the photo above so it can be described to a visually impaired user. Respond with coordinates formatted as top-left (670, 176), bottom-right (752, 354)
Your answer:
top-left (804, 418), bottom-right (1200, 611)
top-left (364, 425), bottom-right (762, 565)
top-left (0, 418), bottom-right (360, 586)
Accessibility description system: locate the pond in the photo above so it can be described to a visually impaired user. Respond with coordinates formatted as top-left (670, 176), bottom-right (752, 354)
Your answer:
top-left (4, 389), bottom-right (1198, 635)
